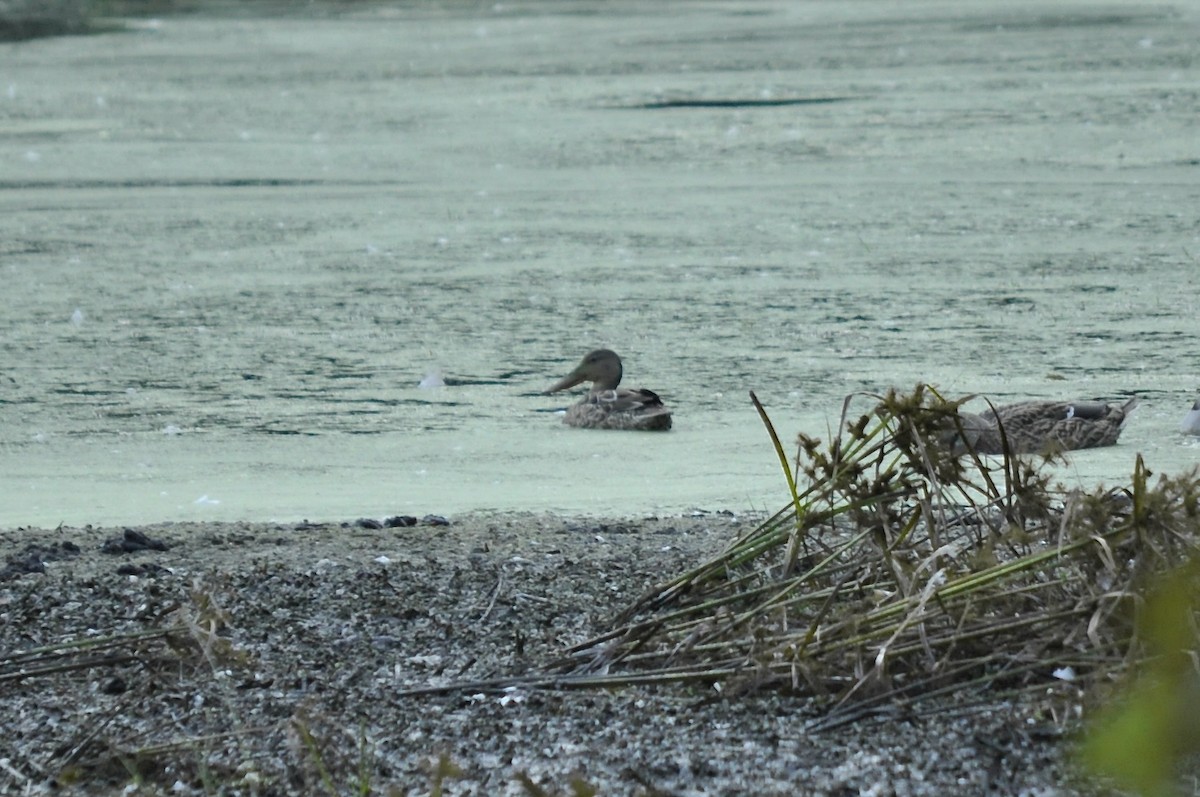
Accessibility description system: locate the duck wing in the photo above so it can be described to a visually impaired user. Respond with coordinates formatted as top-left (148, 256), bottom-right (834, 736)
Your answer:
top-left (597, 387), bottom-right (667, 413)
top-left (564, 388), bottom-right (672, 430)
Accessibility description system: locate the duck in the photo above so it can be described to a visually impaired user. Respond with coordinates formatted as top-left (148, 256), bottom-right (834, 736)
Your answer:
top-left (545, 349), bottom-right (672, 431)
top-left (1182, 398), bottom-right (1200, 436)
top-left (953, 397), bottom-right (1139, 455)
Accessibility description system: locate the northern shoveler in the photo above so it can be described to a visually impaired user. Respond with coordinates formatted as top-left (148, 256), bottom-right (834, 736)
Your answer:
top-left (954, 397), bottom-right (1139, 454)
top-left (545, 349), bottom-right (672, 431)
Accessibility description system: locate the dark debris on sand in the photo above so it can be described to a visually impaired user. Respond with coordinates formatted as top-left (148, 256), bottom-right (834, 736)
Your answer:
top-left (0, 540), bottom-right (81, 581)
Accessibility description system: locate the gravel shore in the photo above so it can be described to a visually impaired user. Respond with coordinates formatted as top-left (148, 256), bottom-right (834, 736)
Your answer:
top-left (1, 512), bottom-right (1095, 795)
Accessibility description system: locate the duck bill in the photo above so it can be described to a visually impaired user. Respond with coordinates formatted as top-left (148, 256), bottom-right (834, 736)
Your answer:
top-left (546, 369), bottom-right (585, 394)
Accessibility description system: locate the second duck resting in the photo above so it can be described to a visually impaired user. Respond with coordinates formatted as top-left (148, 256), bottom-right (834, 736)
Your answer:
top-left (954, 397), bottom-right (1139, 455)
top-left (546, 349), bottom-right (672, 431)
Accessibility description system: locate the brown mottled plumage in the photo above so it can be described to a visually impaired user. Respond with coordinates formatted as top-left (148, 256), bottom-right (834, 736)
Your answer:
top-left (545, 349), bottom-right (672, 431)
top-left (956, 398), bottom-right (1139, 455)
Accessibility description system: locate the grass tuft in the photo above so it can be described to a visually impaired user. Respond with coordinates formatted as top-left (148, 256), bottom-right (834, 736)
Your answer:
top-left (499, 385), bottom-right (1200, 734)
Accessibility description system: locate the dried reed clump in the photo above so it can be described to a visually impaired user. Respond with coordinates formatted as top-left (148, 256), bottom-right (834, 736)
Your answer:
top-left (0, 577), bottom-right (250, 782)
top-left (547, 385), bottom-right (1200, 729)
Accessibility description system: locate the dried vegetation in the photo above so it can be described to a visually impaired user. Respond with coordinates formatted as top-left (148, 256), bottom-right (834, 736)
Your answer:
top-left (487, 385), bottom-right (1200, 737)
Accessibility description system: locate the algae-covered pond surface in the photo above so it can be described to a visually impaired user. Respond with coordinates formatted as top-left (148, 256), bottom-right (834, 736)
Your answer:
top-left (2, 1), bottom-right (1198, 528)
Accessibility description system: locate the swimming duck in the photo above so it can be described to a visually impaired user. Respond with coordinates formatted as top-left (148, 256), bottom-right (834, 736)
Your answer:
top-left (954, 397), bottom-right (1139, 455)
top-left (1182, 398), bottom-right (1200, 436)
top-left (545, 349), bottom-right (672, 431)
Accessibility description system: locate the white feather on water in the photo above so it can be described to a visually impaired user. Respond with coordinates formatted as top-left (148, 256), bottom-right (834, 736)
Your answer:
top-left (419, 370), bottom-right (446, 389)
top-left (1182, 401), bottom-right (1200, 436)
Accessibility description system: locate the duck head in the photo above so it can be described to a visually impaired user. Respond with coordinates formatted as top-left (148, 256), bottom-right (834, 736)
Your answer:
top-left (546, 349), bottom-right (623, 393)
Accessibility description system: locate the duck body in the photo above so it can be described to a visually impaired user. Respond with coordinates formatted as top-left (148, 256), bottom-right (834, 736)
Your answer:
top-left (546, 349), bottom-right (672, 431)
top-left (957, 398), bottom-right (1138, 455)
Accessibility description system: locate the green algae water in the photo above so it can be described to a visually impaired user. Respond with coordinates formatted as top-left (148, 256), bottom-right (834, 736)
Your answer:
top-left (2, 2), bottom-right (1198, 527)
